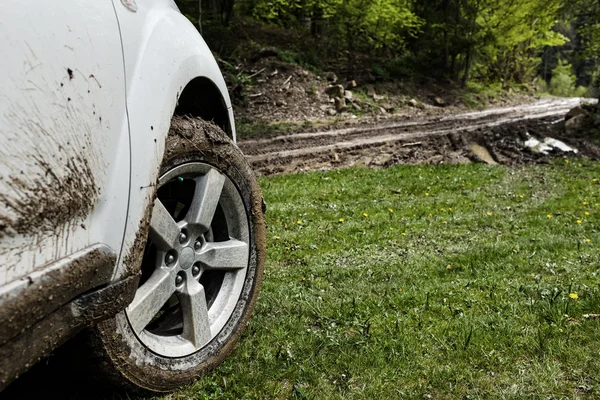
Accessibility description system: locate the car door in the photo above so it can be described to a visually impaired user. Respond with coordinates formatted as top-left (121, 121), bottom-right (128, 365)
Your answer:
top-left (0, 1), bottom-right (130, 286)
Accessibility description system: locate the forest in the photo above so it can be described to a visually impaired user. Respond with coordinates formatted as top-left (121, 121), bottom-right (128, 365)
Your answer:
top-left (176, 0), bottom-right (600, 99)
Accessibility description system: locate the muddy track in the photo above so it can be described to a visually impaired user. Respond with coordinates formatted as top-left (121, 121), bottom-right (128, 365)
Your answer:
top-left (239, 98), bottom-right (591, 176)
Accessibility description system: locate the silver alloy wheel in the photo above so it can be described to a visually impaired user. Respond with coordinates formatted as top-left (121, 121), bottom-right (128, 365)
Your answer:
top-left (126, 162), bottom-right (250, 358)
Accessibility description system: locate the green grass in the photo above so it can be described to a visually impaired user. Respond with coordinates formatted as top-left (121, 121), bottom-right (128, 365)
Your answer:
top-left (163, 160), bottom-right (600, 399)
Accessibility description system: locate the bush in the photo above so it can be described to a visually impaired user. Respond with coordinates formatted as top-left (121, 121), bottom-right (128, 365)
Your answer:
top-left (536, 78), bottom-right (548, 94)
top-left (574, 86), bottom-right (589, 97)
top-left (549, 61), bottom-right (577, 97)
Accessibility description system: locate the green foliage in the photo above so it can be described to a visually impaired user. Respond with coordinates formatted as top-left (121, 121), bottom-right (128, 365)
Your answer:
top-left (242, 0), bottom-right (423, 71)
top-left (553, 0), bottom-right (600, 98)
top-left (370, 54), bottom-right (416, 80)
top-left (536, 78), bottom-right (549, 94)
top-left (550, 61), bottom-right (578, 96)
top-left (337, 0), bottom-right (423, 50)
top-left (246, 0), bottom-right (341, 25)
top-left (575, 86), bottom-right (589, 97)
top-left (575, 0), bottom-right (600, 63)
top-left (176, 0), bottom-right (596, 92)
top-left (410, 0), bottom-right (568, 86)
top-left (481, 0), bottom-right (567, 83)
top-left (240, 0), bottom-right (570, 86)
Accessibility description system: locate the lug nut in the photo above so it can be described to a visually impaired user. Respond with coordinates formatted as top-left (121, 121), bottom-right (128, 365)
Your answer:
top-left (165, 253), bottom-right (176, 265)
top-left (175, 274), bottom-right (184, 286)
top-left (194, 240), bottom-right (202, 250)
top-left (179, 231), bottom-right (188, 244)
top-left (192, 265), bottom-right (201, 276)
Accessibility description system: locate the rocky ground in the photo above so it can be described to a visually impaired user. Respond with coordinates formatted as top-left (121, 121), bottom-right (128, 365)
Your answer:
top-left (232, 49), bottom-right (537, 128)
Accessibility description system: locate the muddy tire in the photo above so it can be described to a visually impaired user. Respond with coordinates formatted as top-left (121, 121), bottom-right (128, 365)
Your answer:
top-left (88, 117), bottom-right (266, 393)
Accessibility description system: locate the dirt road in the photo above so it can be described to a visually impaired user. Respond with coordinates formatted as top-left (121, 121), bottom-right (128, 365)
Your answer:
top-left (239, 98), bottom-right (597, 176)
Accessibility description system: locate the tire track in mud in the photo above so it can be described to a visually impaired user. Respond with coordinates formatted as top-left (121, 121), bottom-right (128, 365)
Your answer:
top-left (239, 98), bottom-right (591, 176)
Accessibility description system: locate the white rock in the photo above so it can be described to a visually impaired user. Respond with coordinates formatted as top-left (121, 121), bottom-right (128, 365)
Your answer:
top-left (524, 134), bottom-right (578, 155)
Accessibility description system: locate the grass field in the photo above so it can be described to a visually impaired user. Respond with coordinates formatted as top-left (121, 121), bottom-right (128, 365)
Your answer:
top-left (163, 160), bottom-right (600, 399)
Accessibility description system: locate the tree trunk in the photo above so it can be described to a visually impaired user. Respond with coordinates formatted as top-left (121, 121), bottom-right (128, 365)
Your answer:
top-left (209, 0), bottom-right (218, 21)
top-left (219, 0), bottom-right (235, 25)
top-left (450, 52), bottom-right (457, 78)
top-left (346, 23), bottom-right (356, 79)
top-left (443, 30), bottom-right (450, 73)
top-left (442, 0), bottom-right (450, 74)
top-left (462, 44), bottom-right (472, 87)
top-left (596, 65), bottom-right (600, 103)
top-left (198, 0), bottom-right (203, 34)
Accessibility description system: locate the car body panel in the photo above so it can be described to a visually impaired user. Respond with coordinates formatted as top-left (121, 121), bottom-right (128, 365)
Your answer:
top-left (0, 0), bottom-right (130, 286)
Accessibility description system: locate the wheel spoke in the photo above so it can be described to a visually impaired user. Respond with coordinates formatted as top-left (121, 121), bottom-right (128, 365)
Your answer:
top-left (179, 279), bottom-right (212, 348)
top-left (185, 169), bottom-right (225, 232)
top-left (149, 198), bottom-right (181, 250)
top-left (197, 239), bottom-right (249, 270)
top-left (127, 268), bottom-right (177, 334)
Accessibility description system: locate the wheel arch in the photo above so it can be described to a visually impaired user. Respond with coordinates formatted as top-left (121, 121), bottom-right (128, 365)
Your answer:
top-left (111, 2), bottom-right (239, 283)
top-left (175, 77), bottom-right (233, 139)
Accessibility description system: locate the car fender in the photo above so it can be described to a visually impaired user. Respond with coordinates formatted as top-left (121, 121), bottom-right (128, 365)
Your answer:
top-left (112, 0), bottom-right (235, 280)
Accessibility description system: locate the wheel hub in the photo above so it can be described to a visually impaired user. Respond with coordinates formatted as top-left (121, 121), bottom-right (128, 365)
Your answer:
top-left (125, 162), bottom-right (250, 358)
top-left (179, 247), bottom-right (195, 270)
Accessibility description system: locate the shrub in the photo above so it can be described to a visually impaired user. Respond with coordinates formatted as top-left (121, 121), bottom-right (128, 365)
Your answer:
top-left (549, 61), bottom-right (577, 97)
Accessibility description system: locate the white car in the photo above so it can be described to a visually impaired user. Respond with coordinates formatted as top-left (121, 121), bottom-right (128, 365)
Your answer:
top-left (0, 0), bottom-right (266, 393)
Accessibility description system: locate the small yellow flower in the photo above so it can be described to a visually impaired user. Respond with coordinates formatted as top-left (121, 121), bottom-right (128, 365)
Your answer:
top-left (297, 219), bottom-right (303, 225)
top-left (593, 179), bottom-right (598, 183)
top-left (446, 265), bottom-right (452, 270)
top-left (449, 208), bottom-right (453, 211)
top-left (547, 214), bottom-right (552, 219)
top-left (569, 293), bottom-right (579, 300)
top-left (596, 203), bottom-right (599, 207)
top-left (565, 159), bottom-right (570, 164)
top-left (363, 213), bottom-right (369, 218)
top-left (577, 220), bottom-right (582, 224)
top-left (586, 238), bottom-right (591, 243)
top-left (273, 235), bottom-right (280, 240)
top-left (338, 218), bottom-right (344, 223)
top-left (402, 232), bottom-right (407, 236)
top-left (440, 208), bottom-right (445, 212)
top-left (388, 208), bottom-right (394, 213)
top-left (583, 202), bottom-right (589, 206)
top-left (425, 193), bottom-right (430, 197)
top-left (429, 213), bottom-right (433, 217)
top-left (513, 249), bottom-right (518, 253)
top-left (578, 163), bottom-right (583, 167)
top-left (390, 227), bottom-right (394, 231)
top-left (487, 212), bottom-right (493, 217)
top-left (519, 194), bottom-right (524, 199)
top-left (585, 212), bottom-right (590, 216)
top-left (302, 276), bottom-right (306, 281)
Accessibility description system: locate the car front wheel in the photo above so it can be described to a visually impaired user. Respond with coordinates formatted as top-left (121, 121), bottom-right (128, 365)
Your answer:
top-left (89, 116), bottom-right (266, 393)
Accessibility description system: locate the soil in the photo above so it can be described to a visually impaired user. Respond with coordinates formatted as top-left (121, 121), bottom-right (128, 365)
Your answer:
top-left (232, 54), bottom-right (538, 127)
top-left (0, 155), bottom-right (99, 239)
top-left (232, 58), bottom-right (536, 124)
top-left (238, 98), bottom-right (600, 176)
